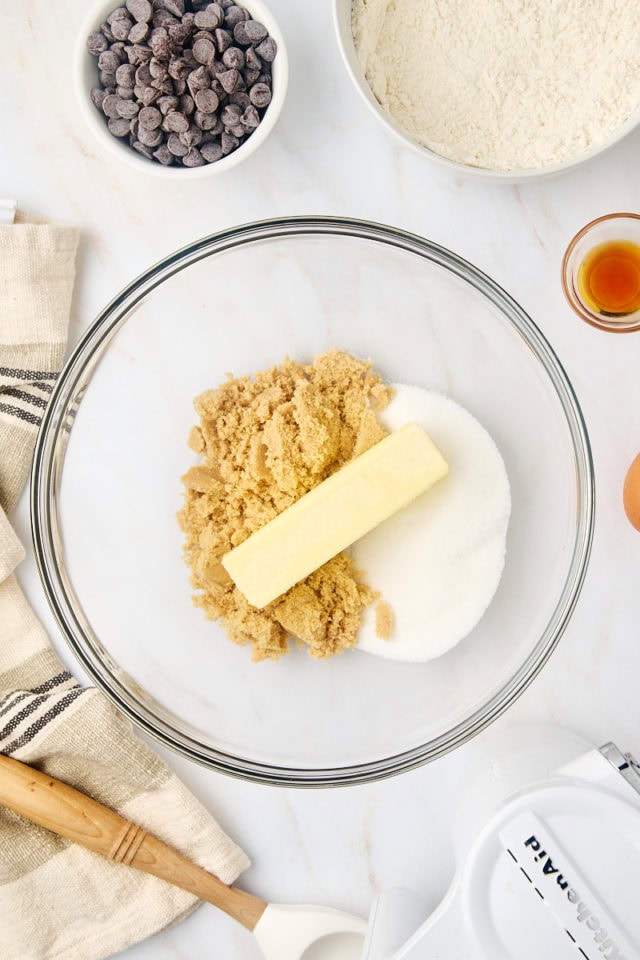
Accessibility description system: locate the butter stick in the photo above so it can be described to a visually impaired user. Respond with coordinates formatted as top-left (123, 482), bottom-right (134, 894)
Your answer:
top-left (222, 423), bottom-right (449, 608)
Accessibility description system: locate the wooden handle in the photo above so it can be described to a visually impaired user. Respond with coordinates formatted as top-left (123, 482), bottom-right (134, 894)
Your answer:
top-left (0, 754), bottom-right (266, 931)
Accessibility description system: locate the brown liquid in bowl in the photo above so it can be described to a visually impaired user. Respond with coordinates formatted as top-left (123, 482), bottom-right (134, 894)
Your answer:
top-left (578, 240), bottom-right (640, 315)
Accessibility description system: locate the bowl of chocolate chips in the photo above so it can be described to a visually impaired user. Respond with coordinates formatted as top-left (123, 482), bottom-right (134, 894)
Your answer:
top-left (75, 0), bottom-right (287, 176)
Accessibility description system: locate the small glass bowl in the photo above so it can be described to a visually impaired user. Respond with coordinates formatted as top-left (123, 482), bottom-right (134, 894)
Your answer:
top-left (562, 213), bottom-right (640, 333)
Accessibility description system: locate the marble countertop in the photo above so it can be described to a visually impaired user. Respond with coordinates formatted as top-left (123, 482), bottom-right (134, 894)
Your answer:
top-left (3, 1), bottom-right (640, 957)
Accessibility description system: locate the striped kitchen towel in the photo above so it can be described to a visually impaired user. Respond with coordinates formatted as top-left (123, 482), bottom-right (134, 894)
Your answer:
top-left (0, 207), bottom-right (250, 960)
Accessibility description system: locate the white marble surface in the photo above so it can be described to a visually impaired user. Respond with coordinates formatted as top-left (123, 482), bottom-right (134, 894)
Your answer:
top-left (3, 1), bottom-right (640, 957)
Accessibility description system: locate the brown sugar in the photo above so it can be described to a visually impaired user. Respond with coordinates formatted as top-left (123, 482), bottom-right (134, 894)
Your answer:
top-left (177, 350), bottom-right (394, 661)
top-left (375, 600), bottom-right (394, 641)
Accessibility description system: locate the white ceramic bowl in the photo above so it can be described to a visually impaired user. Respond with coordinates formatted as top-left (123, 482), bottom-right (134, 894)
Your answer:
top-left (332, 0), bottom-right (640, 182)
top-left (74, 0), bottom-right (288, 178)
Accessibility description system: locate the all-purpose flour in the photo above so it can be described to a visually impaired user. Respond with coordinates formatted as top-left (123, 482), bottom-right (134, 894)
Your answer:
top-left (353, 385), bottom-right (510, 661)
top-left (352, 0), bottom-right (640, 171)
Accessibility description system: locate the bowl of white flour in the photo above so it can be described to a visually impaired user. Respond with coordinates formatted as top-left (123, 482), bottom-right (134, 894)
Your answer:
top-left (334, 0), bottom-right (640, 179)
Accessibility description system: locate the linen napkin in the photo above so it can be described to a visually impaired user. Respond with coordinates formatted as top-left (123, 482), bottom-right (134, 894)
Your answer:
top-left (0, 207), bottom-right (250, 960)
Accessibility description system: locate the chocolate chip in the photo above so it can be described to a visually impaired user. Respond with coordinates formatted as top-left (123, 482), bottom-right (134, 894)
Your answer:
top-left (168, 57), bottom-right (189, 80)
top-left (180, 124), bottom-right (203, 147)
top-left (141, 85), bottom-right (159, 105)
top-left (224, 5), bottom-right (248, 28)
top-left (245, 46), bottom-right (261, 70)
top-left (100, 70), bottom-right (117, 88)
top-left (194, 87), bottom-right (218, 113)
top-left (194, 3), bottom-right (222, 29)
top-left (255, 36), bottom-right (276, 62)
top-left (148, 57), bottom-right (166, 79)
top-left (182, 48), bottom-right (198, 68)
top-left (116, 97), bottom-right (139, 118)
top-left (222, 45), bottom-right (244, 69)
top-left (168, 22), bottom-right (191, 45)
top-left (229, 90), bottom-right (250, 109)
top-left (87, 32), bottom-right (109, 55)
top-left (218, 68), bottom-right (241, 93)
top-left (214, 27), bottom-right (232, 52)
top-left (132, 140), bottom-right (154, 158)
top-left (130, 43), bottom-right (153, 63)
top-left (221, 102), bottom-right (241, 126)
top-left (163, 110), bottom-right (189, 132)
top-left (110, 17), bottom-right (133, 40)
top-left (200, 139), bottom-right (223, 162)
top-left (193, 36), bottom-right (215, 64)
top-left (100, 22), bottom-right (115, 42)
top-left (157, 94), bottom-right (179, 114)
top-left (209, 77), bottom-right (224, 98)
top-left (167, 132), bottom-right (188, 155)
top-left (194, 108), bottom-right (218, 129)
top-left (128, 20), bottom-right (149, 42)
top-left (102, 94), bottom-right (121, 117)
top-left (153, 143), bottom-right (174, 164)
top-left (139, 105), bottom-right (162, 129)
top-left (233, 19), bottom-right (267, 45)
top-left (107, 6), bottom-right (129, 23)
top-left (151, 75), bottom-right (174, 95)
top-left (98, 49), bottom-right (121, 73)
top-left (126, 0), bottom-right (152, 20)
top-left (153, 8), bottom-right (179, 27)
top-left (90, 87), bottom-right (107, 109)
top-left (149, 27), bottom-right (171, 58)
top-left (107, 116), bottom-right (132, 137)
top-left (137, 124), bottom-right (163, 146)
top-left (188, 65), bottom-right (210, 92)
top-left (179, 93), bottom-right (195, 114)
top-left (173, 77), bottom-right (187, 95)
top-left (242, 67), bottom-right (260, 86)
top-left (183, 146), bottom-right (205, 166)
top-left (249, 82), bottom-right (271, 108)
top-left (135, 62), bottom-right (152, 85)
top-left (115, 63), bottom-right (136, 87)
top-left (241, 103), bottom-right (259, 127)
top-left (158, 0), bottom-right (184, 16)
top-left (220, 130), bottom-right (239, 154)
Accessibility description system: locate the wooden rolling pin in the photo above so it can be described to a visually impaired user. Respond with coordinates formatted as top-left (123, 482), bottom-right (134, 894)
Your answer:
top-left (0, 753), bottom-right (266, 931)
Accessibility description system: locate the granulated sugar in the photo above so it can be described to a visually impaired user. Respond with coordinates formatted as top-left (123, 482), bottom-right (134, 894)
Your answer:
top-left (353, 385), bottom-right (511, 661)
top-left (352, 0), bottom-right (640, 171)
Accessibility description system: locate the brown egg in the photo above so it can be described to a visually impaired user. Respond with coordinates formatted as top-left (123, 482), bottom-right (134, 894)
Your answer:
top-left (623, 453), bottom-right (640, 531)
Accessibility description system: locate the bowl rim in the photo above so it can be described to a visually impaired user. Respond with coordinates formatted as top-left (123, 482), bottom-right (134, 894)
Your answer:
top-left (74, 0), bottom-right (288, 179)
top-left (332, 0), bottom-right (640, 183)
top-left (31, 215), bottom-right (595, 786)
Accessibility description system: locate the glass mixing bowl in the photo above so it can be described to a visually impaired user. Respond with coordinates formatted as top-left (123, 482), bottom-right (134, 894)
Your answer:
top-left (31, 218), bottom-right (594, 786)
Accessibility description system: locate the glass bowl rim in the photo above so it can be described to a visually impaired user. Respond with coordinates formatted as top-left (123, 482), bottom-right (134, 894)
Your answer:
top-left (31, 215), bottom-right (595, 787)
